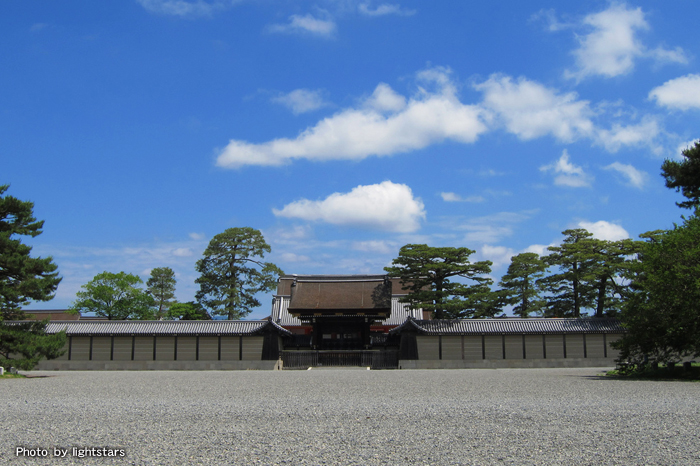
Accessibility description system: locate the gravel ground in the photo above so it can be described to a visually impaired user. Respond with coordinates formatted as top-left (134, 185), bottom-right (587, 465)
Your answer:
top-left (1, 368), bottom-right (699, 465)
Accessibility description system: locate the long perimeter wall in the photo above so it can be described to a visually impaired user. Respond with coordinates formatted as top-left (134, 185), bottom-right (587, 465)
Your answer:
top-left (400, 333), bottom-right (621, 369)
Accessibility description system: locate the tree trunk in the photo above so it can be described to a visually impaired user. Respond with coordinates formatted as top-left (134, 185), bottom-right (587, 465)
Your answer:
top-left (595, 276), bottom-right (607, 318)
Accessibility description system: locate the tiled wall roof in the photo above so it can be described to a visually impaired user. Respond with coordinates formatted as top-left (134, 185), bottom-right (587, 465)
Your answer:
top-left (391, 318), bottom-right (625, 335)
top-left (43, 320), bottom-right (288, 336)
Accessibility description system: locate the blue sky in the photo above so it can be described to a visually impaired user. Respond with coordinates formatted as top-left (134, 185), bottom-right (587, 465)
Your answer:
top-left (4, 1), bottom-right (700, 318)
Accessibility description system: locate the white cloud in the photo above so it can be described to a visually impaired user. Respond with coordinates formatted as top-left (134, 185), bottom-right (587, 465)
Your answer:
top-left (268, 13), bottom-right (337, 37)
top-left (479, 245), bottom-right (515, 269)
top-left (475, 75), bottom-right (594, 142)
top-left (595, 117), bottom-right (661, 153)
top-left (363, 83), bottom-right (407, 113)
top-left (456, 211), bottom-right (533, 244)
top-left (540, 150), bottom-right (593, 187)
top-left (280, 252), bottom-right (311, 263)
top-left (217, 68), bottom-right (487, 168)
top-left (604, 162), bottom-right (648, 189)
top-left (649, 74), bottom-right (700, 111)
top-left (440, 192), bottom-right (484, 203)
top-left (676, 139), bottom-right (700, 159)
top-left (564, 4), bottom-right (687, 81)
top-left (272, 89), bottom-right (329, 115)
top-left (137, 0), bottom-right (234, 17)
top-left (189, 232), bottom-right (205, 240)
top-left (352, 240), bottom-right (396, 254)
top-left (577, 220), bottom-right (629, 241)
top-left (530, 9), bottom-right (574, 32)
top-left (272, 181), bottom-right (425, 233)
top-left (172, 248), bottom-right (194, 257)
top-left (523, 243), bottom-right (556, 257)
top-left (358, 3), bottom-right (415, 17)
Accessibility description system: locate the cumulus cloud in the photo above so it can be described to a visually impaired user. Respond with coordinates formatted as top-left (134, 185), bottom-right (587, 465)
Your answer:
top-left (479, 245), bottom-right (515, 269)
top-left (217, 68), bottom-right (487, 168)
top-left (358, 3), bottom-right (415, 17)
top-left (137, 0), bottom-right (235, 17)
top-left (272, 181), bottom-right (425, 233)
top-left (440, 192), bottom-right (485, 203)
top-left (564, 4), bottom-right (687, 81)
top-left (268, 13), bottom-right (337, 37)
top-left (475, 75), bottom-right (594, 142)
top-left (649, 74), bottom-right (700, 111)
top-left (271, 89), bottom-right (329, 115)
top-left (540, 150), bottom-right (593, 187)
top-left (604, 162), bottom-right (648, 189)
top-left (578, 220), bottom-right (629, 241)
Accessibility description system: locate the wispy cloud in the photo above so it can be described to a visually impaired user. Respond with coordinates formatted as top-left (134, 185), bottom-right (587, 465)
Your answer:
top-left (540, 150), bottom-right (593, 188)
top-left (455, 211), bottom-right (534, 245)
top-left (267, 13), bottom-right (337, 38)
top-left (271, 89), bottom-right (329, 114)
top-left (440, 192), bottom-right (485, 203)
top-left (649, 74), bottom-right (700, 111)
top-left (604, 162), bottom-right (648, 189)
top-left (358, 3), bottom-right (415, 17)
top-left (30, 23), bottom-right (49, 32)
top-left (560, 3), bottom-right (687, 81)
top-left (273, 181), bottom-right (426, 233)
top-left (137, 0), bottom-right (237, 18)
top-left (217, 67), bottom-right (486, 168)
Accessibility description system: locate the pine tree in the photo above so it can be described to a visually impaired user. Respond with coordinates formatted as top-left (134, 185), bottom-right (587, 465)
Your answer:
top-left (147, 267), bottom-right (176, 318)
top-left (499, 252), bottom-right (547, 318)
top-left (195, 228), bottom-right (283, 320)
top-left (385, 244), bottom-right (495, 319)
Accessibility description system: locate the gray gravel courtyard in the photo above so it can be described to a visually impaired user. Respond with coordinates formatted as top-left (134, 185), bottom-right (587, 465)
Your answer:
top-left (1, 368), bottom-right (699, 465)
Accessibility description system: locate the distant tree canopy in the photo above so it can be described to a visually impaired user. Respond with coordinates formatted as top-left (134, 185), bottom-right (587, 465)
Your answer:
top-left (69, 271), bottom-right (156, 320)
top-left (498, 252), bottom-right (547, 318)
top-left (147, 267), bottom-right (176, 318)
top-left (385, 244), bottom-right (495, 319)
top-left (661, 141), bottom-right (700, 209)
top-left (195, 227), bottom-right (283, 320)
top-left (538, 230), bottom-right (640, 318)
top-left (0, 184), bottom-right (65, 370)
top-left (167, 301), bottom-right (211, 321)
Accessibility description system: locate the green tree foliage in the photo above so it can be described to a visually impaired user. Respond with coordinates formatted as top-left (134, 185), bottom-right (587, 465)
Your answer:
top-left (0, 320), bottom-right (67, 370)
top-left (69, 271), bottom-right (156, 320)
top-left (585, 238), bottom-right (642, 318)
top-left (0, 185), bottom-right (61, 316)
top-left (538, 229), bottom-right (596, 318)
top-left (147, 267), bottom-right (176, 318)
top-left (195, 227), bottom-right (283, 320)
top-left (661, 141), bottom-right (700, 209)
top-left (384, 244), bottom-right (495, 319)
top-left (614, 213), bottom-right (700, 365)
top-left (539, 230), bottom-right (640, 318)
top-left (167, 301), bottom-right (211, 320)
top-left (0, 185), bottom-right (65, 369)
top-left (498, 252), bottom-right (547, 318)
